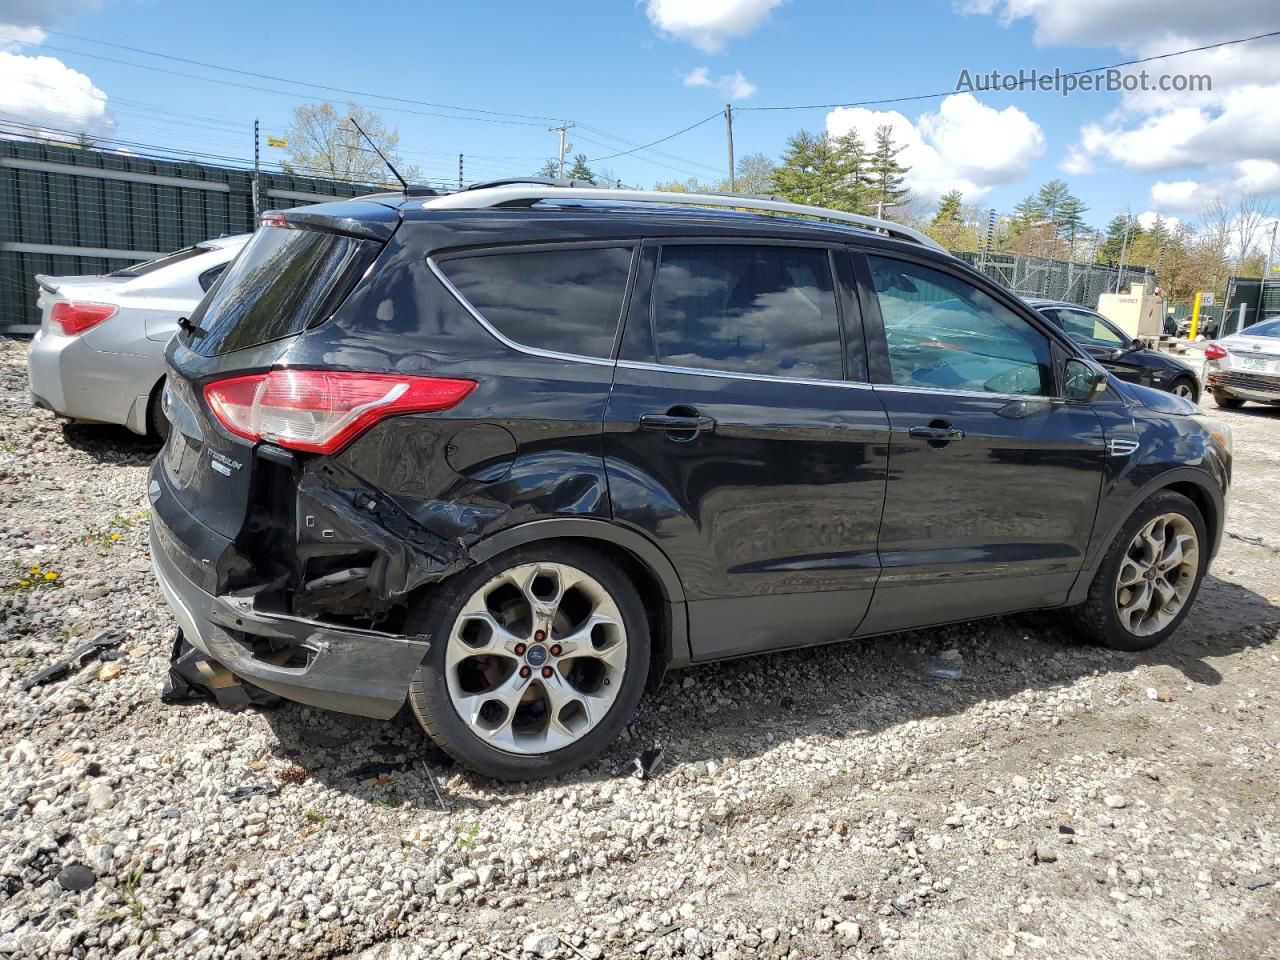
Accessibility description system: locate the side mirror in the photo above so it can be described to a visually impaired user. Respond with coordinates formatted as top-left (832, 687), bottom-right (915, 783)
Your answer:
top-left (1063, 357), bottom-right (1108, 402)
top-left (1130, 338), bottom-right (1144, 351)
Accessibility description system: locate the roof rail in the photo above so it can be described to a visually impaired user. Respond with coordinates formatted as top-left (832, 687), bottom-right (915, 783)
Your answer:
top-left (422, 186), bottom-right (947, 253)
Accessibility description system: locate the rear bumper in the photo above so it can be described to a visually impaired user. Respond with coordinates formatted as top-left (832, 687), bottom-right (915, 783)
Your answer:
top-left (27, 329), bottom-right (157, 433)
top-left (149, 480), bottom-right (430, 720)
top-left (1208, 370), bottom-right (1280, 403)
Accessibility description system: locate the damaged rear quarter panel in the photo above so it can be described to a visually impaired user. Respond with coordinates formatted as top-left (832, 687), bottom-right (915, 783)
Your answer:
top-left (279, 222), bottom-right (618, 613)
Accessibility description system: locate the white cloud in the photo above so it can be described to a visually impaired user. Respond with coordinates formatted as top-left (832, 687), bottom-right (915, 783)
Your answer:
top-left (645, 0), bottom-right (785, 53)
top-left (961, 1), bottom-right (1280, 190)
top-left (1137, 210), bottom-right (1180, 230)
top-left (681, 65), bottom-right (757, 100)
top-left (682, 66), bottom-right (710, 87)
top-left (1148, 160), bottom-right (1280, 214)
top-left (0, 24), bottom-right (45, 51)
top-left (0, 51), bottom-right (115, 141)
top-left (826, 93), bottom-right (1045, 201)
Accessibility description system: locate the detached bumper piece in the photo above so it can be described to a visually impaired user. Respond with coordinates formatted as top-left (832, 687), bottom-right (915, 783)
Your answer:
top-left (151, 522), bottom-right (432, 720)
top-left (162, 630), bottom-right (283, 710)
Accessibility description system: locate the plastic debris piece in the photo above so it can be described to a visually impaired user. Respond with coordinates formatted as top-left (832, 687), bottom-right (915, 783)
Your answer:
top-left (624, 743), bottom-right (664, 781)
top-left (20, 632), bottom-right (122, 690)
top-left (161, 630), bottom-right (282, 710)
top-left (224, 784), bottom-right (277, 803)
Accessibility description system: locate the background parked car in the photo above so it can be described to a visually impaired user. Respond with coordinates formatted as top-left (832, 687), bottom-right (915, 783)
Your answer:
top-left (26, 234), bottom-right (250, 438)
top-left (1025, 297), bottom-right (1201, 402)
top-left (1203, 317), bottom-right (1280, 409)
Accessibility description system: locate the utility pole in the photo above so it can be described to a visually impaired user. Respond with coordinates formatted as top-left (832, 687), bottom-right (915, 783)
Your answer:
top-left (252, 119), bottom-right (260, 220)
top-left (458, 154), bottom-right (464, 191)
top-left (548, 121), bottom-right (574, 179)
top-left (724, 104), bottom-right (735, 191)
top-left (1114, 214), bottom-right (1132, 293)
top-left (1262, 220), bottom-right (1279, 326)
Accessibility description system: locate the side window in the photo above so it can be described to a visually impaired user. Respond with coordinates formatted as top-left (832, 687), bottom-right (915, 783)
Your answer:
top-left (867, 255), bottom-right (1052, 397)
top-left (1055, 308), bottom-right (1126, 349)
top-left (199, 263), bottom-right (228, 292)
top-left (439, 246), bottom-right (633, 358)
top-left (650, 244), bottom-right (841, 380)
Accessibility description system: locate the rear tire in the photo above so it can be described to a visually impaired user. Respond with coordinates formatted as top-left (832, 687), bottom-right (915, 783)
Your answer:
top-left (1212, 392), bottom-right (1245, 410)
top-left (1069, 491), bottom-right (1207, 652)
top-left (406, 543), bottom-right (649, 780)
top-left (147, 380), bottom-right (170, 442)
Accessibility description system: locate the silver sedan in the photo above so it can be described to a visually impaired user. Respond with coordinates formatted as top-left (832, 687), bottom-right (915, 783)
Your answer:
top-left (26, 234), bottom-right (249, 438)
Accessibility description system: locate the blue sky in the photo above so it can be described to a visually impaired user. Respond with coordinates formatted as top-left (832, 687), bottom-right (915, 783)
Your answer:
top-left (2, 0), bottom-right (1279, 235)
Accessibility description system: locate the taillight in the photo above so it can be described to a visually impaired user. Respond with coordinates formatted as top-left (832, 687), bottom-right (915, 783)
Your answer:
top-left (50, 301), bottom-right (116, 336)
top-left (260, 212), bottom-right (288, 227)
top-left (1203, 343), bottom-right (1229, 360)
top-left (203, 369), bottom-right (476, 454)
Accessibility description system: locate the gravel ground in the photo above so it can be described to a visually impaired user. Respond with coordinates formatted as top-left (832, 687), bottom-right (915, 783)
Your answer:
top-left (1, 335), bottom-right (1278, 960)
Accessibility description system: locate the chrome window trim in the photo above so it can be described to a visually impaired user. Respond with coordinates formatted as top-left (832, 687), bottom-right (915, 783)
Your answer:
top-left (615, 358), bottom-right (871, 390)
top-left (873, 382), bottom-right (1050, 403)
top-left (426, 256), bottom-right (615, 368)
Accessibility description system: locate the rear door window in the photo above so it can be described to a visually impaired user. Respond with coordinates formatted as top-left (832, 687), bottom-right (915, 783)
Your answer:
top-left (649, 244), bottom-right (842, 380)
top-left (438, 245), bottom-right (634, 359)
top-left (1050, 308), bottom-right (1127, 349)
top-left (188, 226), bottom-right (380, 357)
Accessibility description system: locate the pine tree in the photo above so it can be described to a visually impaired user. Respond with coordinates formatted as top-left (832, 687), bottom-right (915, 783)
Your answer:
top-left (827, 129), bottom-right (871, 214)
top-left (1011, 194), bottom-right (1045, 230)
top-left (773, 130), bottom-right (829, 207)
top-left (535, 158), bottom-right (560, 178)
top-left (1036, 179), bottom-right (1071, 223)
top-left (566, 153), bottom-right (596, 184)
top-left (869, 125), bottom-right (910, 213)
top-left (1056, 194), bottom-right (1090, 247)
top-left (933, 190), bottom-right (963, 224)
top-left (1099, 214), bottom-right (1142, 265)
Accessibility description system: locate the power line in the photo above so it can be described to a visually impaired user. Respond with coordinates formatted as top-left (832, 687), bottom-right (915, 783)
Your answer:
top-left (34, 28), bottom-right (564, 125)
top-left (0, 36), bottom-right (548, 127)
top-left (741, 28), bottom-right (1280, 111)
top-left (584, 112), bottom-right (723, 163)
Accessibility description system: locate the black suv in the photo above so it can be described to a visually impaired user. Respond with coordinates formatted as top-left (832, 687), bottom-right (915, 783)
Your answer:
top-left (150, 187), bottom-right (1231, 780)
top-left (1024, 297), bottom-right (1201, 402)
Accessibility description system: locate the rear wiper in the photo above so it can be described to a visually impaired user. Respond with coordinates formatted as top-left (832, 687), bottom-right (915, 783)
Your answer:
top-left (177, 316), bottom-right (204, 338)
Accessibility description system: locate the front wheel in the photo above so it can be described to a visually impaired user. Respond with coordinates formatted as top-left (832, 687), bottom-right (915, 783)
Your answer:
top-left (406, 544), bottom-right (649, 780)
top-left (1069, 491), bottom-right (1207, 651)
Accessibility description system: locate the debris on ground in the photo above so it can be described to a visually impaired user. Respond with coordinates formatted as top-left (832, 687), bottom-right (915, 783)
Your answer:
top-left (919, 647), bottom-right (964, 679)
top-left (18, 632), bottom-right (121, 690)
top-left (161, 630), bottom-right (283, 710)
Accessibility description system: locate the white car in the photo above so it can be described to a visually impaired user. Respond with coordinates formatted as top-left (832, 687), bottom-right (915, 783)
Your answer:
top-left (27, 234), bottom-right (251, 438)
top-left (1204, 317), bottom-right (1280, 409)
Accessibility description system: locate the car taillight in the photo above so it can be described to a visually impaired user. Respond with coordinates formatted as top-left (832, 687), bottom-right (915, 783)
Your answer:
top-left (203, 369), bottom-right (476, 454)
top-left (1203, 343), bottom-right (1229, 360)
top-left (50, 301), bottom-right (116, 336)
top-left (260, 212), bottom-right (288, 227)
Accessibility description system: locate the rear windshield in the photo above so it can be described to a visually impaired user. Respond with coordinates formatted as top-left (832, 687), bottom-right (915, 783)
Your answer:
top-left (187, 226), bottom-right (380, 357)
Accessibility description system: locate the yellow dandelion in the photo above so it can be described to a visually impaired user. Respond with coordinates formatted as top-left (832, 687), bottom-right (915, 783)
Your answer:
top-left (43, 571), bottom-right (58, 581)
top-left (18, 579), bottom-right (30, 588)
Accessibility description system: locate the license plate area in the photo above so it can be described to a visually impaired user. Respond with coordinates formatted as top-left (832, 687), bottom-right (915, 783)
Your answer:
top-left (1242, 356), bottom-right (1267, 371)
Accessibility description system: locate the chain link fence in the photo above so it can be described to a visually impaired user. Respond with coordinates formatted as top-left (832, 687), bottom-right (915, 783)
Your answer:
top-left (953, 251), bottom-right (1155, 308)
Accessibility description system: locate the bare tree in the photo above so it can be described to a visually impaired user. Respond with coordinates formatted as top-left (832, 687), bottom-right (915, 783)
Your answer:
top-left (1230, 193), bottom-right (1272, 266)
top-left (285, 102), bottom-right (420, 185)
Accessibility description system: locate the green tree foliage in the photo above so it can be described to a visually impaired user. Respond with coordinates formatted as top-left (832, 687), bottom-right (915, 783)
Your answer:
top-left (932, 190), bottom-right (963, 224)
top-left (1099, 214), bottom-right (1142, 266)
top-left (566, 153), bottom-right (596, 184)
top-left (534, 158), bottom-right (560, 178)
top-left (868, 125), bottom-right (910, 212)
top-left (772, 129), bottom-right (877, 214)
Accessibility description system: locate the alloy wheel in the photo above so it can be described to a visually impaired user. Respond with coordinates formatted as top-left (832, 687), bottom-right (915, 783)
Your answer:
top-left (1114, 512), bottom-right (1199, 637)
top-left (1171, 381), bottom-right (1196, 400)
top-left (444, 562), bottom-right (628, 755)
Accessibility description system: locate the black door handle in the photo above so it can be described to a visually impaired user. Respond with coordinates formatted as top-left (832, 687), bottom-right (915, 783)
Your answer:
top-left (639, 412), bottom-right (716, 439)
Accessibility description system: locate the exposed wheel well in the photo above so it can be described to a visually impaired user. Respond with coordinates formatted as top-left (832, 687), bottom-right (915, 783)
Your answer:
top-left (555, 536), bottom-right (672, 688)
top-left (1162, 480), bottom-right (1216, 548)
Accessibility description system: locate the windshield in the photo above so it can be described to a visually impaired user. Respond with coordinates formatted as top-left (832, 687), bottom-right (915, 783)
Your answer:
top-left (187, 225), bottom-right (380, 357)
top-left (1053, 308), bottom-right (1127, 349)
